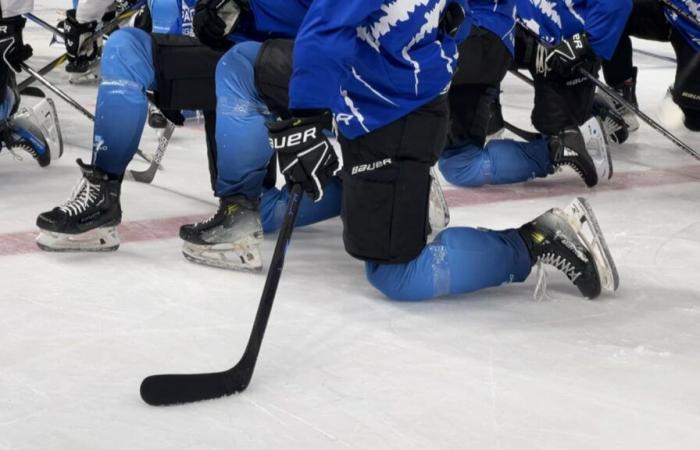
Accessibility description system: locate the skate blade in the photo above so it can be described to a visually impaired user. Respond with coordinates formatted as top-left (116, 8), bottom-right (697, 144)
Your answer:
top-left (429, 168), bottom-right (450, 233)
top-left (182, 241), bottom-right (263, 272)
top-left (36, 227), bottom-right (120, 252)
top-left (556, 198), bottom-right (619, 292)
top-left (68, 63), bottom-right (101, 85)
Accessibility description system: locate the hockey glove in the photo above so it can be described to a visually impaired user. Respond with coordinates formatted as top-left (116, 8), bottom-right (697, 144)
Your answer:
top-left (0, 16), bottom-right (33, 72)
top-left (538, 33), bottom-right (592, 79)
top-left (267, 112), bottom-right (340, 202)
top-left (193, 0), bottom-right (242, 51)
top-left (64, 9), bottom-right (99, 73)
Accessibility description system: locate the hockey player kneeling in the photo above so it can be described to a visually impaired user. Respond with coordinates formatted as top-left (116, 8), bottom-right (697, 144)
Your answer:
top-left (269, 0), bottom-right (619, 301)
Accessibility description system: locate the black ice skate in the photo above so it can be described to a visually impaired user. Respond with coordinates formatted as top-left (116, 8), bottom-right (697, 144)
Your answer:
top-left (180, 196), bottom-right (264, 272)
top-left (0, 98), bottom-right (63, 167)
top-left (147, 103), bottom-right (168, 129)
top-left (36, 159), bottom-right (122, 251)
top-left (593, 93), bottom-right (629, 145)
top-left (548, 117), bottom-right (612, 188)
top-left (520, 197), bottom-right (619, 299)
top-left (598, 67), bottom-right (640, 132)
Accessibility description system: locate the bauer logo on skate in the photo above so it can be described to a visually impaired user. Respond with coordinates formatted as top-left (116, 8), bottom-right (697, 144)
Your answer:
top-left (351, 158), bottom-right (393, 175)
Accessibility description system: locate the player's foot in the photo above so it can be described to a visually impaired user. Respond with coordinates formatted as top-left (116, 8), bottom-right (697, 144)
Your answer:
top-left (0, 98), bottom-right (63, 167)
top-left (599, 68), bottom-right (640, 132)
top-left (36, 159), bottom-right (122, 251)
top-left (519, 197), bottom-right (619, 299)
top-left (147, 103), bottom-right (168, 129)
top-left (66, 58), bottom-right (101, 84)
top-left (548, 117), bottom-right (612, 187)
top-left (180, 196), bottom-right (264, 272)
top-left (593, 93), bottom-right (629, 145)
top-left (428, 168), bottom-right (449, 233)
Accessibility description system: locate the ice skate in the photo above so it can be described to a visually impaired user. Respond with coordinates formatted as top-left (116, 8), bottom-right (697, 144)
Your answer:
top-left (428, 168), bottom-right (450, 233)
top-left (598, 68), bottom-right (640, 132)
top-left (520, 197), bottom-right (619, 299)
top-left (147, 103), bottom-right (168, 129)
top-left (180, 196), bottom-right (264, 272)
top-left (0, 98), bottom-right (63, 167)
top-left (548, 117), bottom-right (612, 187)
top-left (36, 159), bottom-right (122, 252)
top-left (593, 93), bottom-right (629, 144)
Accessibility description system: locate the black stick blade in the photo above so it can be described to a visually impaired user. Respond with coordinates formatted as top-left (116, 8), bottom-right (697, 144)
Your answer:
top-left (140, 367), bottom-right (252, 406)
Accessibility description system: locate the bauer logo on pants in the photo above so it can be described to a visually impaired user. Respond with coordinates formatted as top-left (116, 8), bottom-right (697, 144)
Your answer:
top-left (351, 158), bottom-right (392, 175)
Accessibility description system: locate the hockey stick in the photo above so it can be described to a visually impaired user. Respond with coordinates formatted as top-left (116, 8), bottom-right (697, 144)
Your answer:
top-left (633, 48), bottom-right (677, 64)
top-left (660, 0), bottom-right (700, 30)
top-left (20, 62), bottom-right (157, 164)
top-left (140, 184), bottom-right (305, 406)
top-left (125, 121), bottom-right (175, 183)
top-left (516, 21), bottom-right (700, 161)
top-left (24, 12), bottom-right (65, 39)
top-left (18, 3), bottom-right (143, 91)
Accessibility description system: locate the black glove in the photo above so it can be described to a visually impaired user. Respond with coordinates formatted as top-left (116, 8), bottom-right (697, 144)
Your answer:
top-left (537, 33), bottom-right (592, 79)
top-left (0, 16), bottom-right (33, 72)
top-left (193, 0), bottom-right (242, 51)
top-left (267, 112), bottom-right (340, 202)
top-left (64, 9), bottom-right (99, 72)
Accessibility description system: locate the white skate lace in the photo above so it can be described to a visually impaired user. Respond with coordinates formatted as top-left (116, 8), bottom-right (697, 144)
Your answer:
top-left (537, 252), bottom-right (581, 283)
top-left (59, 177), bottom-right (100, 217)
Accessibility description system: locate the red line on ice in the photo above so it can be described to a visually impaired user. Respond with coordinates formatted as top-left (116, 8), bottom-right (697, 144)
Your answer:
top-left (2, 165), bottom-right (700, 258)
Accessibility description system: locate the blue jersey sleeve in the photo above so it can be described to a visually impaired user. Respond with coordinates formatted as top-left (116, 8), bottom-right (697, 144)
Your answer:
top-left (288, 0), bottom-right (385, 111)
top-left (583, 0), bottom-right (632, 60)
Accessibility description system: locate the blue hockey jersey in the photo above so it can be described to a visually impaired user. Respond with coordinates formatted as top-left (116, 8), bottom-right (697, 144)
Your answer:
top-left (471, 0), bottom-right (517, 55)
top-left (149, 0), bottom-right (196, 36)
top-left (148, 0), bottom-right (310, 39)
top-left (664, 0), bottom-right (700, 51)
top-left (515, 0), bottom-right (632, 60)
top-left (289, 0), bottom-right (469, 139)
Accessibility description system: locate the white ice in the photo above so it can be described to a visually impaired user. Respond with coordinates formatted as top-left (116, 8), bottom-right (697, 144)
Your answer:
top-left (2, 5), bottom-right (700, 450)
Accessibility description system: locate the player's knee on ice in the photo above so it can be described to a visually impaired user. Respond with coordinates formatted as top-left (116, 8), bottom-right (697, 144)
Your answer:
top-left (100, 28), bottom-right (155, 89)
top-left (438, 139), bottom-right (552, 188)
top-left (365, 228), bottom-right (532, 301)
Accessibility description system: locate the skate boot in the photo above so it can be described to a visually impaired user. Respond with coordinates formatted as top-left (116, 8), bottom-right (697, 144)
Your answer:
top-left (599, 67), bottom-right (640, 132)
top-left (593, 93), bottom-right (629, 145)
top-left (36, 159), bottom-right (122, 251)
top-left (428, 168), bottom-right (450, 233)
top-left (519, 197), bottom-right (619, 299)
top-left (1, 98), bottom-right (63, 167)
top-left (180, 196), bottom-right (264, 272)
top-left (147, 103), bottom-right (168, 129)
top-left (548, 117), bottom-right (612, 187)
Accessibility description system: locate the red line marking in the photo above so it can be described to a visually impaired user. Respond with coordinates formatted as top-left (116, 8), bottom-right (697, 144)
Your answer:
top-left (2, 166), bottom-right (699, 258)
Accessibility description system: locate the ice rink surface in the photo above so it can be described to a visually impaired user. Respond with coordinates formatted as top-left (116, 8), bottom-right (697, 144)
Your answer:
top-left (2, 6), bottom-right (700, 450)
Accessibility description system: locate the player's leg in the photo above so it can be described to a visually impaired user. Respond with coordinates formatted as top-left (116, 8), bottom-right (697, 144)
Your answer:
top-left (439, 139), bottom-right (552, 187)
top-left (529, 57), bottom-right (613, 188)
top-left (0, 15), bottom-right (62, 166)
top-left (601, 0), bottom-right (672, 131)
top-left (340, 96), bottom-right (617, 301)
top-left (668, 30), bottom-right (700, 131)
top-left (179, 41), bottom-right (272, 271)
top-left (260, 178), bottom-right (343, 233)
top-left (367, 198), bottom-right (619, 301)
